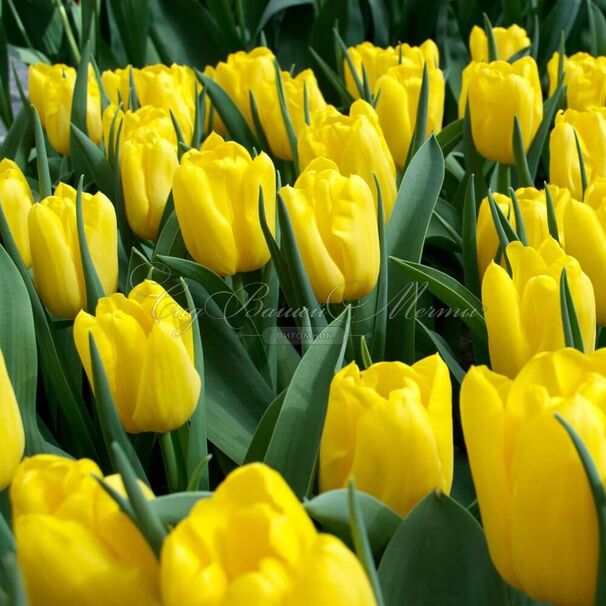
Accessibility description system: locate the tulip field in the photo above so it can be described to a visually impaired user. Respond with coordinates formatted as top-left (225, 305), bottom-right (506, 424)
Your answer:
top-left (2, 0), bottom-right (606, 604)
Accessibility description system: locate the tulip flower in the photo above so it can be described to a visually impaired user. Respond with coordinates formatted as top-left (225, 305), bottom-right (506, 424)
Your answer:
top-left (563, 177), bottom-right (606, 324)
top-left (298, 100), bottom-right (397, 217)
top-left (482, 238), bottom-right (595, 378)
top-left (280, 158), bottom-right (380, 303)
top-left (469, 24), bottom-right (530, 62)
top-left (11, 454), bottom-right (160, 606)
top-left (476, 185), bottom-right (573, 276)
top-left (28, 183), bottom-right (118, 319)
top-left (161, 462), bottom-right (376, 606)
top-left (0, 158), bottom-right (34, 266)
top-left (550, 108), bottom-right (606, 200)
top-left (344, 40), bottom-right (440, 99)
top-left (319, 354), bottom-right (453, 517)
top-left (29, 63), bottom-right (102, 155)
top-left (0, 351), bottom-right (24, 491)
top-left (73, 279), bottom-right (201, 433)
top-left (548, 52), bottom-right (606, 110)
top-left (121, 130), bottom-right (178, 240)
top-left (459, 57), bottom-right (542, 164)
top-left (374, 57), bottom-right (445, 168)
top-left (461, 348), bottom-right (606, 606)
top-left (172, 132), bottom-right (276, 276)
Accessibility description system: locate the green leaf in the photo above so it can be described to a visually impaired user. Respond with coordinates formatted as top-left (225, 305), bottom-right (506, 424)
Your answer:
top-left (462, 175), bottom-right (480, 298)
top-left (70, 39), bottom-right (90, 154)
top-left (153, 212), bottom-right (186, 259)
top-left (559, 267), bottom-right (585, 352)
top-left (538, 0), bottom-right (582, 71)
top-left (544, 182), bottom-right (560, 243)
top-left (255, 0), bottom-right (313, 37)
top-left (309, 47), bottom-right (354, 106)
top-left (378, 491), bottom-right (508, 606)
top-left (108, 0), bottom-right (150, 66)
top-left (31, 105), bottom-right (51, 198)
top-left (389, 258), bottom-right (488, 346)
top-left (416, 321), bottom-right (465, 383)
top-left (264, 308), bottom-right (350, 499)
top-left (348, 480), bottom-right (385, 606)
top-left (0, 552), bottom-right (26, 606)
top-left (366, 0), bottom-right (389, 46)
top-left (0, 107), bottom-right (32, 166)
top-left (436, 118), bottom-right (463, 157)
top-left (573, 128), bottom-right (588, 199)
top-left (588, 0), bottom-right (606, 56)
top-left (70, 125), bottom-right (115, 200)
top-left (512, 115), bottom-right (533, 187)
top-left (305, 489), bottom-right (401, 560)
top-left (405, 63), bottom-right (429, 168)
top-left (501, 0), bottom-right (522, 24)
top-left (482, 13), bottom-right (499, 61)
top-left (508, 187), bottom-right (528, 246)
top-left (273, 59), bottom-right (299, 171)
top-left (89, 335), bottom-right (148, 483)
top-left (0, 19), bottom-right (13, 128)
top-left (150, 492), bottom-right (212, 525)
top-left (244, 390), bottom-right (286, 463)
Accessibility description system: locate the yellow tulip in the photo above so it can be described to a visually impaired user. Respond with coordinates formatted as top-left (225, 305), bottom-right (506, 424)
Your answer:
top-left (0, 351), bottom-right (24, 491)
top-left (0, 158), bottom-right (34, 266)
top-left (280, 158), bottom-right (380, 303)
top-left (73, 279), bottom-right (200, 433)
top-left (121, 130), bottom-right (178, 240)
top-left (550, 107), bottom-right (606, 200)
top-left (459, 57), bottom-right (542, 164)
top-left (374, 58), bottom-right (445, 168)
top-left (161, 462), bottom-right (376, 606)
top-left (319, 354), bottom-right (453, 517)
top-left (483, 238), bottom-right (595, 378)
top-left (469, 24), bottom-right (530, 62)
top-left (172, 132), bottom-right (276, 276)
top-left (28, 183), bottom-right (118, 319)
top-left (461, 348), bottom-right (606, 606)
top-left (548, 52), bottom-right (606, 110)
top-left (344, 40), bottom-right (439, 99)
top-left (564, 177), bottom-right (606, 324)
top-left (11, 454), bottom-right (160, 606)
top-left (29, 63), bottom-right (102, 155)
top-left (253, 68), bottom-right (327, 161)
top-left (476, 185), bottom-right (573, 276)
top-left (298, 99), bottom-right (397, 217)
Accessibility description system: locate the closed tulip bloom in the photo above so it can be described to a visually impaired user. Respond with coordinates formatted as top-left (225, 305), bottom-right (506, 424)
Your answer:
top-left (280, 158), bottom-right (380, 303)
top-left (550, 108), bottom-right (606, 200)
top-left (73, 279), bottom-right (200, 433)
top-left (459, 57), bottom-right (542, 164)
top-left (483, 238), bottom-right (595, 378)
top-left (0, 351), bottom-right (24, 491)
top-left (172, 132), bottom-right (276, 276)
top-left (344, 40), bottom-right (439, 99)
top-left (461, 348), bottom-right (606, 606)
top-left (28, 183), bottom-right (118, 319)
top-left (29, 63), bottom-right (102, 155)
top-left (254, 68), bottom-right (327, 160)
top-left (161, 462), bottom-right (375, 606)
top-left (298, 100), bottom-right (397, 217)
top-left (320, 354), bottom-right (453, 516)
top-left (469, 24), bottom-right (530, 62)
top-left (121, 130), bottom-right (178, 240)
top-left (0, 159), bottom-right (34, 266)
top-left (374, 59), bottom-right (445, 167)
top-left (564, 177), bottom-right (606, 324)
top-left (548, 52), bottom-right (606, 110)
top-left (476, 185), bottom-right (573, 276)
top-left (11, 454), bottom-right (160, 606)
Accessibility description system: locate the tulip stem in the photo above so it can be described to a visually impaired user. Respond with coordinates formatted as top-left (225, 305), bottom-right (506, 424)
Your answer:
top-left (160, 432), bottom-right (181, 493)
top-left (52, 0), bottom-right (81, 64)
top-left (495, 164), bottom-right (510, 194)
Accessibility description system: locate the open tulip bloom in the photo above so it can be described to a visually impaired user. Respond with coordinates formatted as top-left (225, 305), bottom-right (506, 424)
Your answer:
top-left (4, 4), bottom-right (606, 606)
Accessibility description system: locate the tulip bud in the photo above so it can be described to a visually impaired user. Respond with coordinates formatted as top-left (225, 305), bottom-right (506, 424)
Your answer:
top-left (476, 185), bottom-right (573, 276)
top-left (550, 108), bottom-right (606, 200)
top-left (121, 130), bottom-right (178, 240)
top-left (280, 158), bottom-right (380, 303)
top-left (298, 99), bottom-right (397, 217)
top-left (0, 351), bottom-right (24, 491)
top-left (469, 24), bottom-right (530, 62)
top-left (161, 462), bottom-right (375, 606)
top-left (0, 159), bottom-right (34, 267)
top-left (319, 354), bottom-right (453, 516)
top-left (483, 238), bottom-right (596, 378)
top-left (344, 40), bottom-right (440, 99)
top-left (29, 63), bottom-right (102, 155)
top-left (11, 454), bottom-right (160, 606)
top-left (548, 52), bottom-right (606, 110)
top-left (73, 279), bottom-right (201, 433)
top-left (172, 132), bottom-right (276, 276)
top-left (564, 178), bottom-right (606, 324)
top-left (28, 182), bottom-right (118, 319)
top-left (461, 348), bottom-right (606, 606)
top-left (374, 58), bottom-right (445, 168)
top-left (459, 57), bottom-right (542, 164)
top-left (254, 68), bottom-right (327, 160)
